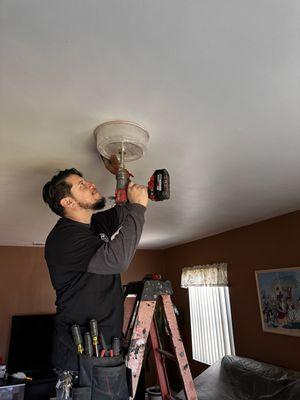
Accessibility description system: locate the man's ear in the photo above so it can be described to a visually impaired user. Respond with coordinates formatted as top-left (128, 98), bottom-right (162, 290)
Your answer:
top-left (60, 196), bottom-right (75, 209)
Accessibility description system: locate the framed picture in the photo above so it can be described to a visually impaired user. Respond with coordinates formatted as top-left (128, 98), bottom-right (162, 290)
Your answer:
top-left (255, 266), bottom-right (300, 337)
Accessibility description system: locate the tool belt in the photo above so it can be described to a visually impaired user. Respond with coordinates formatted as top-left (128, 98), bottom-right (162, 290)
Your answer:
top-left (72, 353), bottom-right (129, 400)
top-left (67, 320), bottom-right (129, 399)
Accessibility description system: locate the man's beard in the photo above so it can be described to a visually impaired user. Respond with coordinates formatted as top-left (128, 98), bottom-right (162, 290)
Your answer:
top-left (77, 197), bottom-right (106, 211)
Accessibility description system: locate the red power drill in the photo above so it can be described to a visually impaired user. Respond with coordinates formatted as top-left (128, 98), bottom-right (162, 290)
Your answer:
top-left (115, 168), bottom-right (170, 204)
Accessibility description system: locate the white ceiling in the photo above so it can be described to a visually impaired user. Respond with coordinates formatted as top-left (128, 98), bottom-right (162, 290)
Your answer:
top-left (0, 0), bottom-right (299, 249)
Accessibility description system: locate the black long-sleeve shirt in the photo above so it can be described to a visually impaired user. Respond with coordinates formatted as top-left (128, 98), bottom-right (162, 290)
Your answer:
top-left (45, 203), bottom-right (146, 371)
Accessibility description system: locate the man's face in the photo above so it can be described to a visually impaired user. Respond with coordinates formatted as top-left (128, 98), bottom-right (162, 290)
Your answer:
top-left (66, 174), bottom-right (106, 211)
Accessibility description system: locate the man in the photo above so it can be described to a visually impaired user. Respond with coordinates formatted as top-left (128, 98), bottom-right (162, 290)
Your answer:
top-left (42, 160), bottom-right (148, 396)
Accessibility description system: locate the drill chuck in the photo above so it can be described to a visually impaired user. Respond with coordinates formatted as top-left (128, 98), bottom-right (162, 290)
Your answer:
top-left (115, 169), bottom-right (129, 204)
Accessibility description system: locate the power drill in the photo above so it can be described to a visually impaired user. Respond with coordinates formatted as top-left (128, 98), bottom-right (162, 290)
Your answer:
top-left (115, 168), bottom-right (170, 204)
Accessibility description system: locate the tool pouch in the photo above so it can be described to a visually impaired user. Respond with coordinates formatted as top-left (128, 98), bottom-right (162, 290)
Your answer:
top-left (78, 354), bottom-right (129, 400)
top-left (72, 386), bottom-right (92, 400)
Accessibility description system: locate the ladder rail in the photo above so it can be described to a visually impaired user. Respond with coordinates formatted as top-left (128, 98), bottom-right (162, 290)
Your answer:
top-left (161, 295), bottom-right (198, 400)
top-left (123, 295), bottom-right (137, 336)
top-left (126, 299), bottom-right (156, 398)
top-left (124, 279), bottom-right (197, 400)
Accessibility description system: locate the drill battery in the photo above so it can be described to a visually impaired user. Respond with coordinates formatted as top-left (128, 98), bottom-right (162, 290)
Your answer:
top-left (148, 169), bottom-right (170, 201)
top-left (115, 167), bottom-right (170, 204)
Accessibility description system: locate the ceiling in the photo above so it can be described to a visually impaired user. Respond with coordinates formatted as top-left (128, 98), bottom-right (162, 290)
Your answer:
top-left (0, 1), bottom-right (299, 249)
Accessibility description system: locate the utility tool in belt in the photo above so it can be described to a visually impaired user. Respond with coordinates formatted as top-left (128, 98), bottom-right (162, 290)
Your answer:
top-left (71, 325), bottom-right (84, 354)
top-left (89, 319), bottom-right (99, 357)
top-left (71, 320), bottom-right (122, 358)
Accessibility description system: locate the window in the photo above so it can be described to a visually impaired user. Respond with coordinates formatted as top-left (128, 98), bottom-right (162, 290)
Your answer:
top-left (181, 263), bottom-right (235, 365)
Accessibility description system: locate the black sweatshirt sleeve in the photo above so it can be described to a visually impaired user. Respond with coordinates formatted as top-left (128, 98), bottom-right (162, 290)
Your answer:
top-left (91, 204), bottom-right (134, 237)
top-left (114, 203), bottom-right (138, 226)
top-left (87, 203), bottom-right (146, 275)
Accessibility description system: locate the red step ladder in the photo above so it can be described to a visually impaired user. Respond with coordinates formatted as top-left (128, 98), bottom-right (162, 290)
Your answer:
top-left (123, 277), bottom-right (197, 399)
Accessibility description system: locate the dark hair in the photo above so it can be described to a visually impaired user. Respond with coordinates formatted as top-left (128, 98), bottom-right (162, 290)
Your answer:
top-left (42, 168), bottom-right (83, 216)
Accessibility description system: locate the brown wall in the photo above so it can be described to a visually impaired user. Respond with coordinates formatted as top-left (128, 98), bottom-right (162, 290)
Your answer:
top-left (163, 210), bottom-right (300, 375)
top-left (1, 210), bottom-right (300, 376)
top-left (0, 246), bottom-right (164, 362)
top-left (121, 249), bottom-right (165, 285)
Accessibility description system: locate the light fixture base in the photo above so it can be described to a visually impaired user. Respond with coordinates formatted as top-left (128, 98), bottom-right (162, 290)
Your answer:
top-left (94, 120), bottom-right (149, 162)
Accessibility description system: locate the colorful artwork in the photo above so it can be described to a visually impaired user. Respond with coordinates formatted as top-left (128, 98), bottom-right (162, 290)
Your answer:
top-left (255, 267), bottom-right (300, 337)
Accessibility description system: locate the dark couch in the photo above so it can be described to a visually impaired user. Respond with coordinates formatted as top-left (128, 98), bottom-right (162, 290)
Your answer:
top-left (176, 355), bottom-right (300, 400)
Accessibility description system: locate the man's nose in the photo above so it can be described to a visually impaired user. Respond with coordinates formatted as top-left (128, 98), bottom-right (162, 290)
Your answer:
top-left (87, 181), bottom-right (95, 189)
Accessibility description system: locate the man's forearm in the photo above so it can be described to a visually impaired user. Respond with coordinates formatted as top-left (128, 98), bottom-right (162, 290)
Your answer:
top-left (87, 204), bottom-right (146, 275)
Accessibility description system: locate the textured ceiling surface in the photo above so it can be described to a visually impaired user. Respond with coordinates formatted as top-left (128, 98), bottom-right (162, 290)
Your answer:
top-left (0, 1), bottom-right (299, 249)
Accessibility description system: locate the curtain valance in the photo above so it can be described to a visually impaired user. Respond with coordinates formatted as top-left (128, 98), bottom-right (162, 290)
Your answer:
top-left (181, 263), bottom-right (228, 288)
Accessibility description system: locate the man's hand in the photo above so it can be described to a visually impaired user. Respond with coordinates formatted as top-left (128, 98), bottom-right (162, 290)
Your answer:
top-left (101, 155), bottom-right (133, 179)
top-left (127, 182), bottom-right (148, 208)
top-left (101, 155), bottom-right (120, 175)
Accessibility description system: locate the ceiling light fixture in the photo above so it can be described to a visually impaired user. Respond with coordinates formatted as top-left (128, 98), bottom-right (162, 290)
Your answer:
top-left (94, 120), bottom-right (149, 162)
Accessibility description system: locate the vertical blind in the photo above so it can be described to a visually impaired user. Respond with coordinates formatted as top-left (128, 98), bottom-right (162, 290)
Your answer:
top-left (182, 263), bottom-right (235, 365)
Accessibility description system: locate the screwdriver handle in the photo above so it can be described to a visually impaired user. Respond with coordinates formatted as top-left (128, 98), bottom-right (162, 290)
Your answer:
top-left (90, 319), bottom-right (98, 338)
top-left (71, 325), bottom-right (84, 354)
top-left (84, 332), bottom-right (93, 357)
top-left (90, 319), bottom-right (99, 357)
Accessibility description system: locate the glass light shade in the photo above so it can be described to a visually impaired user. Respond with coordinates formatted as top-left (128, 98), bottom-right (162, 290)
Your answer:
top-left (94, 120), bottom-right (149, 162)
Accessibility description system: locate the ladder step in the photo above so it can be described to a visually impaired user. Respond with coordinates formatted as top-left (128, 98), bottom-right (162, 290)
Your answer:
top-left (156, 348), bottom-right (176, 362)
